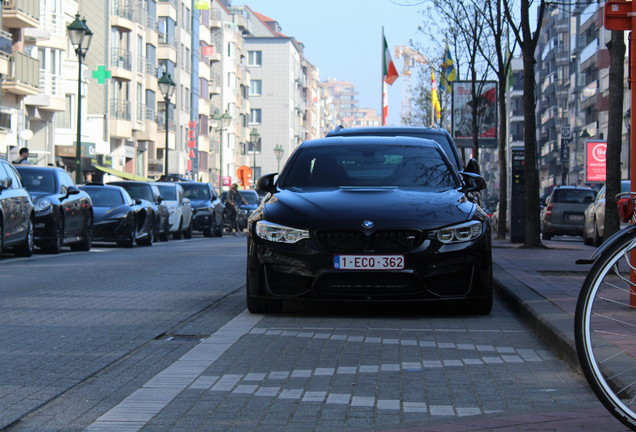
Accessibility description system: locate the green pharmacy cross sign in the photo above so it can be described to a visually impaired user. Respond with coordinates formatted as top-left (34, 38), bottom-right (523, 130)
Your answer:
top-left (92, 65), bottom-right (111, 84)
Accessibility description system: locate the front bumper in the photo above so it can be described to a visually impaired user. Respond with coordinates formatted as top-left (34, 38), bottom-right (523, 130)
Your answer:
top-left (247, 229), bottom-right (492, 303)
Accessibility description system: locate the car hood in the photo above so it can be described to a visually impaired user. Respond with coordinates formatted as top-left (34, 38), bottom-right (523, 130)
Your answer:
top-left (28, 191), bottom-right (55, 200)
top-left (189, 199), bottom-right (213, 209)
top-left (94, 205), bottom-right (128, 221)
top-left (261, 188), bottom-right (476, 230)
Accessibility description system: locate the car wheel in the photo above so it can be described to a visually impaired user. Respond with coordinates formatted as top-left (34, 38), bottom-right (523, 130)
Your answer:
top-left (14, 218), bottom-right (34, 257)
top-left (203, 225), bottom-right (213, 237)
top-left (183, 221), bottom-right (193, 239)
top-left (118, 222), bottom-right (136, 248)
top-left (138, 225), bottom-right (153, 246)
top-left (160, 218), bottom-right (170, 242)
top-left (214, 222), bottom-right (223, 237)
top-left (46, 215), bottom-right (64, 254)
top-left (173, 218), bottom-right (183, 240)
top-left (592, 220), bottom-right (602, 247)
top-left (70, 214), bottom-right (92, 251)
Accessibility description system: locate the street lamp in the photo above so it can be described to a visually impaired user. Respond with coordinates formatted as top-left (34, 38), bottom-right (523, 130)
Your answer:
top-left (273, 144), bottom-right (284, 172)
top-left (250, 127), bottom-right (260, 187)
top-left (67, 13), bottom-right (93, 184)
top-left (158, 71), bottom-right (176, 178)
top-left (211, 110), bottom-right (232, 190)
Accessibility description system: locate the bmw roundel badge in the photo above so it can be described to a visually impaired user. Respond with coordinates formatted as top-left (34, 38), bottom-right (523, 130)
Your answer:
top-left (362, 220), bottom-right (374, 229)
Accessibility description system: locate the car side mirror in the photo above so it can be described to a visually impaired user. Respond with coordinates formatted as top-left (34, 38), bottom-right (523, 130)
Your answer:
top-left (465, 158), bottom-right (480, 174)
top-left (66, 185), bottom-right (80, 196)
top-left (0, 178), bottom-right (11, 190)
top-left (461, 172), bottom-right (486, 192)
top-left (135, 199), bottom-right (142, 205)
top-left (256, 173), bottom-right (277, 194)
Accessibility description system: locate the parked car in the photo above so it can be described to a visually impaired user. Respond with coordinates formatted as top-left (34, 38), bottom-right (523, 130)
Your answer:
top-left (325, 125), bottom-right (479, 174)
top-left (155, 182), bottom-right (193, 239)
top-left (16, 165), bottom-right (93, 253)
top-left (178, 182), bottom-right (224, 237)
top-left (583, 180), bottom-right (631, 246)
top-left (79, 184), bottom-right (155, 247)
top-left (220, 189), bottom-right (261, 231)
top-left (0, 158), bottom-right (34, 257)
top-left (540, 185), bottom-right (596, 240)
top-left (108, 181), bottom-right (170, 242)
top-left (246, 136), bottom-right (492, 314)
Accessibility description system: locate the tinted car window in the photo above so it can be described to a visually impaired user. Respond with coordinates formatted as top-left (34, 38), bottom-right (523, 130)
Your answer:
top-left (180, 183), bottom-right (210, 200)
top-left (280, 144), bottom-right (458, 189)
top-left (20, 171), bottom-right (56, 193)
top-left (124, 184), bottom-right (153, 201)
top-left (156, 185), bottom-right (177, 200)
top-left (85, 188), bottom-right (125, 206)
top-left (552, 189), bottom-right (595, 204)
top-left (239, 191), bottom-right (260, 205)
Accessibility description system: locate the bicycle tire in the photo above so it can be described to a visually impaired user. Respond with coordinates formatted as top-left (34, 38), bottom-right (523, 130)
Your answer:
top-left (575, 230), bottom-right (636, 430)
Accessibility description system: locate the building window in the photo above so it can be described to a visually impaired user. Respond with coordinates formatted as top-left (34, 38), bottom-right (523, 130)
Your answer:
top-left (250, 79), bottom-right (262, 96)
top-left (250, 109), bottom-right (262, 124)
top-left (248, 50), bottom-right (262, 66)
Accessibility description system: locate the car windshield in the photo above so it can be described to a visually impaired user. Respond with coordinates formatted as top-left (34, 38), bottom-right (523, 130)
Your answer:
top-left (119, 184), bottom-right (153, 201)
top-left (157, 185), bottom-right (177, 200)
top-left (239, 191), bottom-right (260, 204)
top-left (20, 171), bottom-right (56, 194)
top-left (181, 184), bottom-right (210, 200)
top-left (552, 189), bottom-right (595, 204)
top-left (280, 144), bottom-right (459, 190)
top-left (84, 188), bottom-right (125, 207)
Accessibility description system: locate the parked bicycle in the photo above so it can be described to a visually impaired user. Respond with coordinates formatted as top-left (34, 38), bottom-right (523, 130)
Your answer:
top-left (575, 192), bottom-right (636, 430)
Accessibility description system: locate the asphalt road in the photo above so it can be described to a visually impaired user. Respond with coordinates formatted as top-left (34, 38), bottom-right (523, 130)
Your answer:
top-left (0, 234), bottom-right (606, 431)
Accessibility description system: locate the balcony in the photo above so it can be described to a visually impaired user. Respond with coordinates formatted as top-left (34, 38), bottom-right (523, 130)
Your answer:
top-left (3, 0), bottom-right (40, 28)
top-left (4, 52), bottom-right (39, 96)
top-left (24, 70), bottom-right (65, 111)
top-left (111, 48), bottom-right (133, 80)
top-left (210, 10), bottom-right (222, 29)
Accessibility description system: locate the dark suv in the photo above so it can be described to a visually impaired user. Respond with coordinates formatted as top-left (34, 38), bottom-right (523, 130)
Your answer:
top-left (178, 182), bottom-right (224, 237)
top-left (540, 185), bottom-right (596, 240)
top-left (0, 158), bottom-right (34, 257)
top-left (326, 126), bottom-right (479, 174)
top-left (108, 181), bottom-right (170, 242)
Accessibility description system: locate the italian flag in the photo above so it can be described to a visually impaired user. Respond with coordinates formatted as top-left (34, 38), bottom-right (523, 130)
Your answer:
top-left (383, 35), bottom-right (399, 85)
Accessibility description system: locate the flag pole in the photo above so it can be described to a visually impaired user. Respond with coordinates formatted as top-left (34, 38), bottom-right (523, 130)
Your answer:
top-left (381, 26), bottom-right (385, 126)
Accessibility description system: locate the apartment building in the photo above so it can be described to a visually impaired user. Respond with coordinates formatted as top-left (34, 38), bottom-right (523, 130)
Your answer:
top-left (242, 9), bottom-right (309, 181)
top-left (1, 0), bottom-right (40, 162)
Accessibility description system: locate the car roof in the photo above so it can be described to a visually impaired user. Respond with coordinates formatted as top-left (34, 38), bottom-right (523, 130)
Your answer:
top-left (80, 184), bottom-right (125, 190)
top-left (551, 185), bottom-right (594, 191)
top-left (300, 136), bottom-right (440, 149)
top-left (326, 125), bottom-right (449, 137)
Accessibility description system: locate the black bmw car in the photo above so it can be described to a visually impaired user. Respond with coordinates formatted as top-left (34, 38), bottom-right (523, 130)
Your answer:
top-left (79, 184), bottom-right (154, 247)
top-left (15, 165), bottom-right (93, 253)
top-left (246, 136), bottom-right (492, 314)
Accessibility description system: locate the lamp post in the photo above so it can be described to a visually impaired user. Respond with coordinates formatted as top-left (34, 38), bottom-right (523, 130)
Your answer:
top-left (211, 110), bottom-right (232, 190)
top-left (158, 71), bottom-right (176, 178)
top-left (274, 144), bottom-right (284, 173)
top-left (67, 13), bottom-right (93, 184)
top-left (250, 127), bottom-right (260, 187)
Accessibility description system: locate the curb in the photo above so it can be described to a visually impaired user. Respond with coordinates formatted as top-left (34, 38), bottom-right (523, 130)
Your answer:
top-left (493, 263), bottom-right (581, 371)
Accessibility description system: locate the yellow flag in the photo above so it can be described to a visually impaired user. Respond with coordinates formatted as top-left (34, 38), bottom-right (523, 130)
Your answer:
top-left (431, 71), bottom-right (441, 122)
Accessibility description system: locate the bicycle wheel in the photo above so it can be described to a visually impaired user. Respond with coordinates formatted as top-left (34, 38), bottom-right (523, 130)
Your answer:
top-left (575, 230), bottom-right (636, 430)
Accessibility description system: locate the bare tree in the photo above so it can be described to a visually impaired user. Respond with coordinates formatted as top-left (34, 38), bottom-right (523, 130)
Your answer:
top-left (604, 29), bottom-right (625, 240)
top-left (503, 0), bottom-right (547, 248)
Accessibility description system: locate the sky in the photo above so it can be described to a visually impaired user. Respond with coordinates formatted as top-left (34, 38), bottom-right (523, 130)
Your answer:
top-left (237, 0), bottom-right (431, 126)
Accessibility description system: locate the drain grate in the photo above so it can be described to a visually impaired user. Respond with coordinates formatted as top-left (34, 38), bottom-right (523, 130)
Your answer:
top-left (156, 334), bottom-right (209, 341)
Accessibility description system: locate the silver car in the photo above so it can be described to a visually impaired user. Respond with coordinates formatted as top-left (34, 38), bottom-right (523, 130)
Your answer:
top-left (540, 186), bottom-right (596, 240)
top-left (583, 181), bottom-right (630, 246)
top-left (155, 182), bottom-right (193, 239)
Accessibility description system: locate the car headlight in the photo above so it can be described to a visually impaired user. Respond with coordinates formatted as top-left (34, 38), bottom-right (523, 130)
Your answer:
top-left (429, 220), bottom-right (482, 244)
top-left (35, 198), bottom-right (52, 212)
top-left (256, 220), bottom-right (309, 243)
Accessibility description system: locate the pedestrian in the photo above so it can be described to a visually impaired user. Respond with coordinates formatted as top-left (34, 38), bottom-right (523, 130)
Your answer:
top-left (12, 147), bottom-right (31, 165)
top-left (226, 183), bottom-right (247, 233)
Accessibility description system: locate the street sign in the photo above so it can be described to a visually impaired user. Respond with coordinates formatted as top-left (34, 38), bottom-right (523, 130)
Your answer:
top-left (561, 127), bottom-right (571, 140)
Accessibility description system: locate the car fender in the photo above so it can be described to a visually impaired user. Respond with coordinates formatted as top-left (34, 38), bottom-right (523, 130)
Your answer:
top-left (576, 223), bottom-right (636, 265)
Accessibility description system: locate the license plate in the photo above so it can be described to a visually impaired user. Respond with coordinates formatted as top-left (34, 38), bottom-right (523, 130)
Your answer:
top-left (334, 255), bottom-right (405, 270)
top-left (566, 214), bottom-right (584, 222)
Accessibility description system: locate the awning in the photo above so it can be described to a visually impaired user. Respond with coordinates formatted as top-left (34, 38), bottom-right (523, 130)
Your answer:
top-left (95, 166), bottom-right (153, 182)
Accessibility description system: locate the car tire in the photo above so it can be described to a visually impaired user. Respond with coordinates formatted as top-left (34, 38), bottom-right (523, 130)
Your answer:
top-left (173, 219), bottom-right (183, 240)
top-left (583, 229), bottom-right (593, 246)
top-left (14, 218), bottom-right (34, 258)
top-left (214, 222), bottom-right (223, 237)
top-left (46, 215), bottom-right (64, 254)
top-left (70, 214), bottom-right (92, 252)
top-left (203, 225), bottom-right (213, 237)
top-left (160, 218), bottom-right (170, 242)
top-left (183, 221), bottom-right (193, 239)
top-left (118, 223), bottom-right (136, 248)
